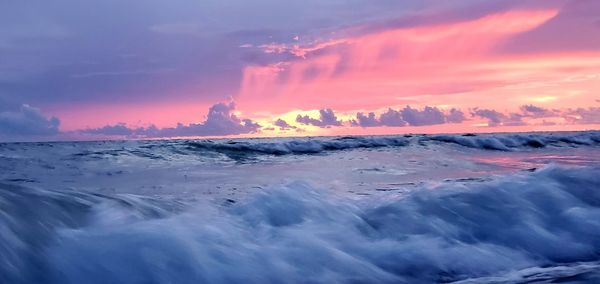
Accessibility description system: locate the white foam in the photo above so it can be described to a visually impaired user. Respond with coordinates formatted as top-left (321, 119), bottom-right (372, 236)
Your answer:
top-left (1, 165), bottom-right (593, 283)
top-left (183, 131), bottom-right (600, 158)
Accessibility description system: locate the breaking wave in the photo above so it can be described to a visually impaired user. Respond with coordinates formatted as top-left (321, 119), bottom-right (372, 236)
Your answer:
top-left (185, 131), bottom-right (600, 157)
top-left (176, 131), bottom-right (600, 161)
top-left (427, 131), bottom-right (600, 151)
top-left (2, 165), bottom-right (600, 283)
top-left (186, 135), bottom-right (410, 155)
top-left (5, 131), bottom-right (597, 162)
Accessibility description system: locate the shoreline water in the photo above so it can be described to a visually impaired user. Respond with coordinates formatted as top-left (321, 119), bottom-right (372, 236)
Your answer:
top-left (1, 131), bottom-right (600, 283)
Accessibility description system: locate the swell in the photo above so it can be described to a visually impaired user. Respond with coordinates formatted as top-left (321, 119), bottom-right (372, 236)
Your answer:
top-left (0, 185), bottom-right (184, 283)
top-left (2, 165), bottom-right (600, 283)
top-left (4, 131), bottom-right (597, 162)
top-left (185, 135), bottom-right (410, 155)
top-left (181, 131), bottom-right (600, 160)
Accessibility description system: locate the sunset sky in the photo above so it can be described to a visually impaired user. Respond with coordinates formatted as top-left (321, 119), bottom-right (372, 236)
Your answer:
top-left (1, 0), bottom-right (600, 141)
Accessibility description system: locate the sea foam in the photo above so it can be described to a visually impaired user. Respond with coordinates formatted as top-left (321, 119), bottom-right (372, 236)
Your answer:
top-left (2, 165), bottom-right (600, 283)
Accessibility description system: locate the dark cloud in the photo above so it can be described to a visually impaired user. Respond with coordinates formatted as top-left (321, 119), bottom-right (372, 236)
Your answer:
top-left (446, 108), bottom-right (466, 123)
top-left (471, 105), bottom-right (563, 127)
top-left (1, 0), bottom-right (566, 110)
top-left (354, 112), bottom-right (380, 127)
top-left (0, 104), bottom-right (60, 139)
top-left (471, 109), bottom-right (504, 126)
top-left (564, 107), bottom-right (600, 124)
top-left (401, 106), bottom-right (445, 126)
top-left (82, 123), bottom-right (135, 136)
top-left (472, 105), bottom-right (562, 127)
top-left (352, 0), bottom-right (561, 37)
top-left (273, 118), bottom-right (296, 130)
top-left (352, 106), bottom-right (464, 127)
top-left (520, 105), bottom-right (557, 118)
top-left (471, 108), bottom-right (525, 127)
top-left (379, 108), bottom-right (407, 126)
top-left (0, 0), bottom-right (440, 108)
top-left (456, 105), bottom-right (597, 127)
top-left (81, 102), bottom-right (260, 138)
top-left (296, 108), bottom-right (342, 127)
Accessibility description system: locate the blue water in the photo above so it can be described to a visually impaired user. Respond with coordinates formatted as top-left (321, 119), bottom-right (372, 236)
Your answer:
top-left (1, 131), bottom-right (600, 283)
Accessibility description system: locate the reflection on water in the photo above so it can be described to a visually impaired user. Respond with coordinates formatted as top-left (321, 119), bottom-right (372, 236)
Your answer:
top-left (0, 137), bottom-right (598, 198)
top-left (467, 148), bottom-right (600, 172)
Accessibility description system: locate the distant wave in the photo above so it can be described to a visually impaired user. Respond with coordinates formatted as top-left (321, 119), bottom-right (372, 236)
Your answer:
top-left (2, 165), bottom-right (600, 283)
top-left (186, 136), bottom-right (410, 155)
top-left (181, 131), bottom-right (600, 160)
top-left (4, 131), bottom-right (596, 162)
top-left (428, 131), bottom-right (600, 151)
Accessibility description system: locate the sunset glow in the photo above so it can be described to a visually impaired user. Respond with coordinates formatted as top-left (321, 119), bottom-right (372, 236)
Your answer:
top-left (1, 1), bottom-right (599, 141)
top-left (4, 2), bottom-right (600, 282)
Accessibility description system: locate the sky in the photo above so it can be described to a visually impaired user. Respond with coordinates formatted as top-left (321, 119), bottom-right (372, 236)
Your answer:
top-left (1, 0), bottom-right (600, 141)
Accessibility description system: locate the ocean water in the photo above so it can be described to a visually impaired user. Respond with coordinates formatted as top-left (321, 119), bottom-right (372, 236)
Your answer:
top-left (1, 131), bottom-right (600, 283)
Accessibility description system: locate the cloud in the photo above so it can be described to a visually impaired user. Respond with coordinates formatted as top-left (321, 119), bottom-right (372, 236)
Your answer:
top-left (499, 0), bottom-right (600, 54)
top-left (273, 118), bottom-right (296, 130)
top-left (0, 0), bottom-right (457, 110)
top-left (237, 6), bottom-right (563, 114)
top-left (471, 104), bottom-right (572, 127)
top-left (401, 106), bottom-right (446, 126)
top-left (82, 123), bottom-right (135, 136)
top-left (470, 104), bottom-right (569, 127)
top-left (3, 0), bottom-right (596, 134)
top-left (351, 104), bottom-right (595, 128)
top-left (352, 106), bottom-right (464, 127)
top-left (471, 109), bottom-right (505, 126)
top-left (519, 104), bottom-right (557, 118)
top-left (187, 101), bottom-right (260, 136)
top-left (296, 108), bottom-right (342, 127)
top-left (446, 108), bottom-right (466, 123)
top-left (471, 108), bottom-right (525, 127)
top-left (354, 112), bottom-right (381, 127)
top-left (0, 104), bottom-right (60, 139)
top-left (81, 101), bottom-right (260, 138)
top-left (379, 108), bottom-right (407, 127)
top-left (564, 107), bottom-right (600, 124)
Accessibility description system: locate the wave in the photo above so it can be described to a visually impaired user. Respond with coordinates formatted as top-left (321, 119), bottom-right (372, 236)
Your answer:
top-left (451, 261), bottom-right (600, 283)
top-left (180, 131), bottom-right (600, 160)
top-left (186, 135), bottom-right (410, 155)
top-left (2, 165), bottom-right (600, 283)
top-left (0, 185), bottom-right (184, 283)
top-left (428, 131), bottom-right (600, 151)
top-left (6, 131), bottom-right (596, 162)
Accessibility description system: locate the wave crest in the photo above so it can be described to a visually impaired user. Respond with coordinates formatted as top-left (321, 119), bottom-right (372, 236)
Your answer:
top-left (2, 165), bottom-right (600, 283)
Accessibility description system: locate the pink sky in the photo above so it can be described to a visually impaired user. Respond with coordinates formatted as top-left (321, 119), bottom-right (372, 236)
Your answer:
top-left (235, 9), bottom-right (599, 133)
top-left (2, 1), bottom-right (600, 140)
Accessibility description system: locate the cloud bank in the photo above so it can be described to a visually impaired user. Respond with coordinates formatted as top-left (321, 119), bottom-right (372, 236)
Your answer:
top-left (0, 104), bottom-right (60, 140)
top-left (352, 106), bottom-right (465, 128)
top-left (273, 119), bottom-right (297, 130)
top-left (0, 102), bottom-right (598, 142)
top-left (81, 102), bottom-right (260, 138)
top-left (296, 109), bottom-right (343, 128)
top-left (471, 109), bottom-right (525, 127)
top-left (564, 107), bottom-right (600, 125)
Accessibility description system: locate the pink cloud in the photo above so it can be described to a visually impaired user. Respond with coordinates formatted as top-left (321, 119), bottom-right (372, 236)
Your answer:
top-left (236, 9), bottom-right (563, 114)
top-left (79, 101), bottom-right (260, 139)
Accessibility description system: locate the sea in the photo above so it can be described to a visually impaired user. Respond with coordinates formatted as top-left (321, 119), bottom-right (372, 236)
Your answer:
top-left (1, 131), bottom-right (600, 283)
